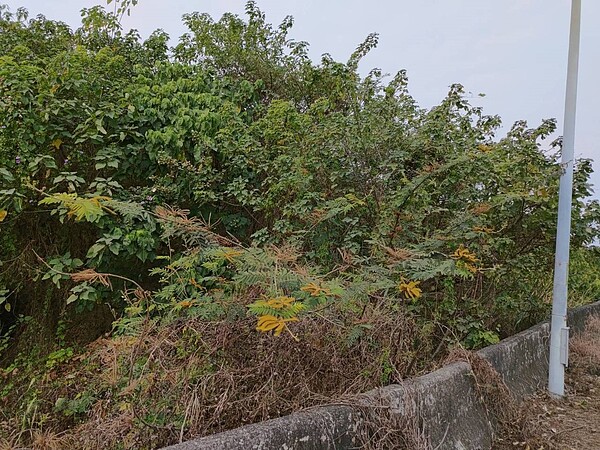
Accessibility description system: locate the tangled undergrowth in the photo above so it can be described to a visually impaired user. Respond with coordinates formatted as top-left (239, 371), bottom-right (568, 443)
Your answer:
top-left (0, 303), bottom-right (433, 449)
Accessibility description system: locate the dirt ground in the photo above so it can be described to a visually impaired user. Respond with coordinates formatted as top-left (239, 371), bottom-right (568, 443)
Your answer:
top-left (494, 317), bottom-right (600, 450)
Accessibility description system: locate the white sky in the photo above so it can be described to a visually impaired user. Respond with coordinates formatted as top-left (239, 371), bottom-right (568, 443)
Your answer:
top-left (7, 0), bottom-right (600, 195)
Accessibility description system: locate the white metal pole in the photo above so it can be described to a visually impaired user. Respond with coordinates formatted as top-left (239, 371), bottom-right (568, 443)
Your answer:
top-left (548, 0), bottom-right (582, 398)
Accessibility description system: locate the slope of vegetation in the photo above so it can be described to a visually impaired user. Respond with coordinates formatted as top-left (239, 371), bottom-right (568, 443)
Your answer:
top-left (1, 1), bottom-right (600, 448)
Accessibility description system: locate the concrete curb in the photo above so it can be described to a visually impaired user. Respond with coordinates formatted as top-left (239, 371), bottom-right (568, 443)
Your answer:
top-left (163, 301), bottom-right (600, 450)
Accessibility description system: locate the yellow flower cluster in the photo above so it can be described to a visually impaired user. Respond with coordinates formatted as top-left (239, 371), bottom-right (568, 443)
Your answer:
top-left (451, 245), bottom-right (479, 263)
top-left (397, 278), bottom-right (422, 299)
top-left (451, 245), bottom-right (479, 273)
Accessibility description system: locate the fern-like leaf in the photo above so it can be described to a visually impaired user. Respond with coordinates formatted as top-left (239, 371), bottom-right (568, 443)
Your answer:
top-left (39, 193), bottom-right (112, 223)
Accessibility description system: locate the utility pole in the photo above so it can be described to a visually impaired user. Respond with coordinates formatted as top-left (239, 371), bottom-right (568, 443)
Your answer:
top-left (548, 0), bottom-right (582, 398)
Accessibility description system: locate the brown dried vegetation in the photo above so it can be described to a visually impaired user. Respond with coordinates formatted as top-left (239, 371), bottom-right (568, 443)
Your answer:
top-left (1, 305), bottom-right (431, 449)
top-left (494, 315), bottom-right (600, 450)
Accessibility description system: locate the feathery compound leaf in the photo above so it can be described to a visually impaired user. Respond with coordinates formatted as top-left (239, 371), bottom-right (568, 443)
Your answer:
top-left (234, 271), bottom-right (269, 287)
top-left (248, 296), bottom-right (305, 319)
top-left (300, 282), bottom-right (332, 297)
top-left (403, 258), bottom-right (456, 281)
top-left (39, 193), bottom-right (112, 222)
top-left (105, 200), bottom-right (152, 224)
top-left (256, 315), bottom-right (298, 336)
top-left (39, 192), bottom-right (77, 206)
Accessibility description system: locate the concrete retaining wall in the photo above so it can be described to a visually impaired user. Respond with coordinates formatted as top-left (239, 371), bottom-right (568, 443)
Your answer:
top-left (163, 301), bottom-right (600, 450)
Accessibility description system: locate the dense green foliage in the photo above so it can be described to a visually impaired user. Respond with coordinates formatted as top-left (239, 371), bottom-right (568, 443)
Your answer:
top-left (1, 1), bottom-right (600, 447)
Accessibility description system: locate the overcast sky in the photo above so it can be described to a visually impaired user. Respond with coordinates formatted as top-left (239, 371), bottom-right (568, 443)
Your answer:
top-left (7, 0), bottom-right (600, 194)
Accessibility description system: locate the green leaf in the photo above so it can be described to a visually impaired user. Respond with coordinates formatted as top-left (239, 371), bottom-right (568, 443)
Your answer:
top-left (86, 243), bottom-right (105, 259)
top-left (0, 168), bottom-right (13, 181)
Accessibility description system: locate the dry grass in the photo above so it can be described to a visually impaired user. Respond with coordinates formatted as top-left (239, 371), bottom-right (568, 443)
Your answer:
top-left (494, 314), bottom-right (600, 450)
top-left (0, 429), bottom-right (67, 450)
top-left (354, 388), bottom-right (432, 450)
top-left (445, 347), bottom-right (522, 445)
top-left (570, 315), bottom-right (600, 368)
top-left (0, 436), bottom-right (20, 450)
top-left (30, 430), bottom-right (66, 450)
top-left (1, 304), bottom-right (430, 449)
